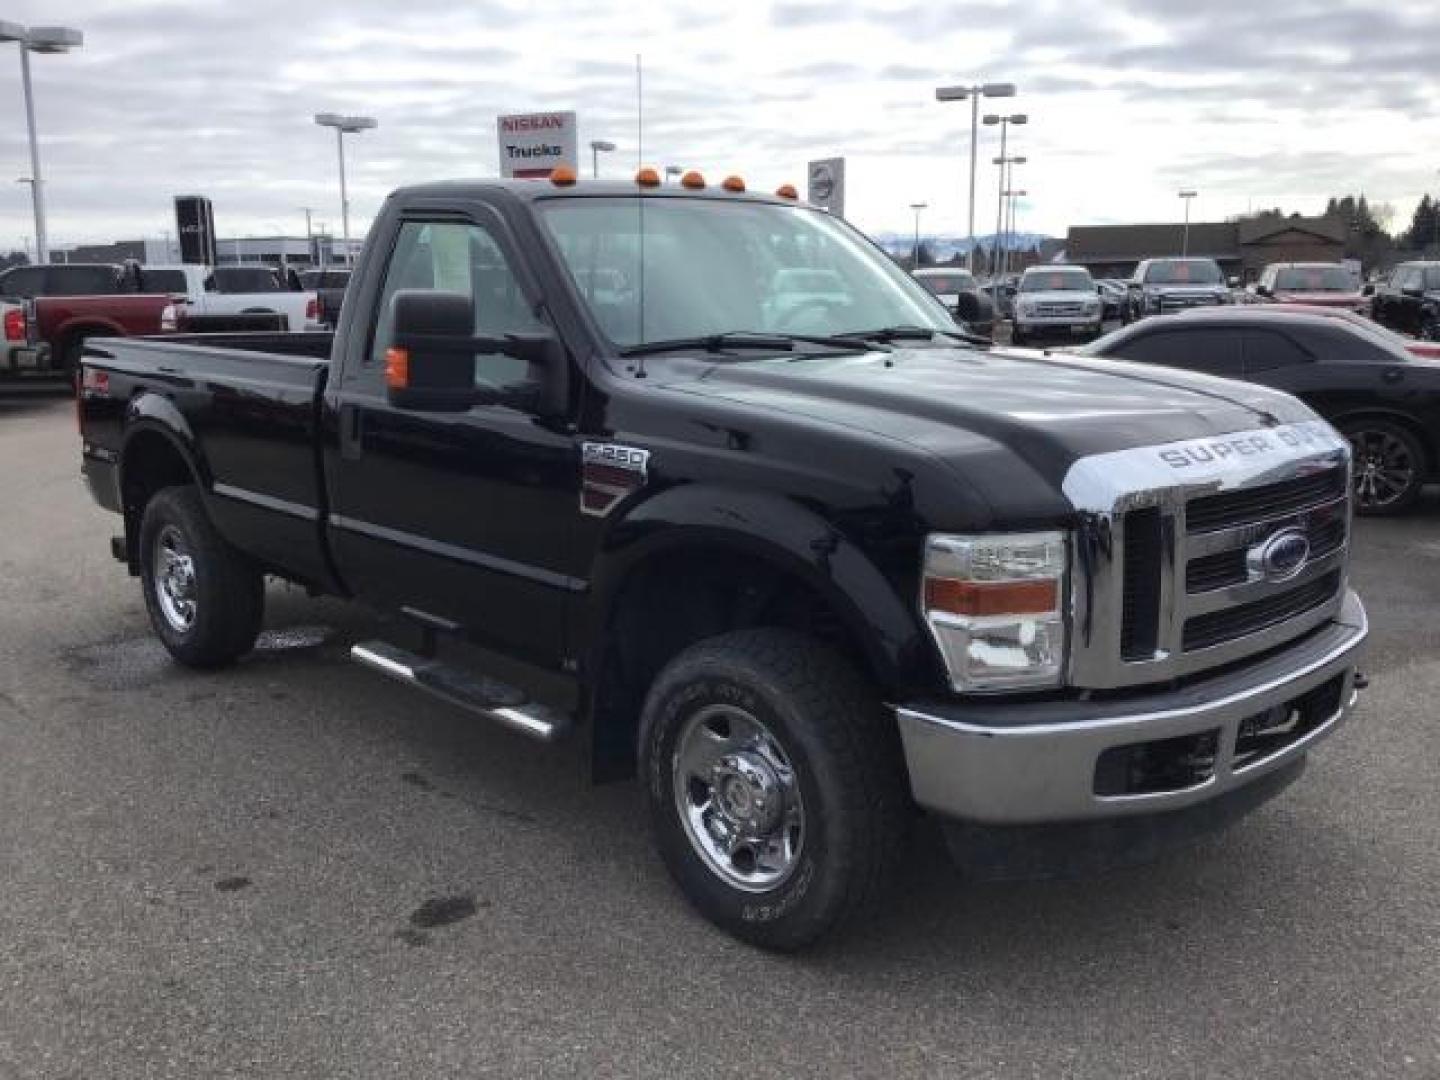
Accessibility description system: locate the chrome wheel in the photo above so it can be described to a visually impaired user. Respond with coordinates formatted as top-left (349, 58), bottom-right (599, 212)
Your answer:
top-left (152, 524), bottom-right (198, 632)
top-left (1347, 428), bottom-right (1417, 511)
top-left (672, 704), bottom-right (805, 892)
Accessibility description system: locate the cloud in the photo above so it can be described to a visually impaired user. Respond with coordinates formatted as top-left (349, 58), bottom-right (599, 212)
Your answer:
top-left (0, 0), bottom-right (1435, 250)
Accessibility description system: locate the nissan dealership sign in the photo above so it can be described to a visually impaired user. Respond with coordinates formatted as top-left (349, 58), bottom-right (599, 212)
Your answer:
top-left (497, 111), bottom-right (578, 179)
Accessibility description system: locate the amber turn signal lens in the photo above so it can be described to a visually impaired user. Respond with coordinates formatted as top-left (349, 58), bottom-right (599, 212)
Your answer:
top-left (722, 175), bottom-right (745, 192)
top-left (550, 166), bottom-right (578, 186)
top-left (681, 170), bottom-right (706, 189)
top-left (384, 347), bottom-right (410, 389)
top-left (775, 183), bottom-right (798, 199)
top-left (635, 166), bottom-right (661, 187)
top-left (924, 577), bottom-right (1058, 617)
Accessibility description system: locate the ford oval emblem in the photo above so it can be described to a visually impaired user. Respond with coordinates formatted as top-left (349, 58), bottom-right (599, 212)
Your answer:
top-left (1247, 528), bottom-right (1311, 583)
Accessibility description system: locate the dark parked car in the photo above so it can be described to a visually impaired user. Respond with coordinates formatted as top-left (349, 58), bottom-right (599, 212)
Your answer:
top-left (1082, 307), bottom-right (1440, 513)
top-left (1370, 261), bottom-right (1440, 340)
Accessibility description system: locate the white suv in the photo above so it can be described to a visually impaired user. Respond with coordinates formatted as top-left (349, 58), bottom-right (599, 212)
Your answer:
top-left (1012, 266), bottom-right (1104, 345)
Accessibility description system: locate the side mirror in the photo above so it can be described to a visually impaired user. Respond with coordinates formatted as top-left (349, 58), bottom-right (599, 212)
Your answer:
top-left (1403, 285), bottom-right (1425, 299)
top-left (1255, 284), bottom-right (1271, 297)
top-left (1126, 281), bottom-right (1141, 291)
top-left (385, 289), bottom-right (570, 418)
top-left (1361, 283), bottom-right (1375, 296)
top-left (386, 289), bottom-right (481, 412)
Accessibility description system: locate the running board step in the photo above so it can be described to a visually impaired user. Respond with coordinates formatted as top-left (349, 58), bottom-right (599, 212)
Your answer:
top-left (350, 640), bottom-right (570, 743)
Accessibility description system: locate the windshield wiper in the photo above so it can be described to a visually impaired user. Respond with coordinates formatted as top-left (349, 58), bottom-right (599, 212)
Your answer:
top-left (838, 325), bottom-right (992, 347)
top-left (618, 331), bottom-right (881, 359)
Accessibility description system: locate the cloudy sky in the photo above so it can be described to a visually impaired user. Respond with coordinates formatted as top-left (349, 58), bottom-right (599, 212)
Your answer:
top-left (1, 0), bottom-right (1436, 251)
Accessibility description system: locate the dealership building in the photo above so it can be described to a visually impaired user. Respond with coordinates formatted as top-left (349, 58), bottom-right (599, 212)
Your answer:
top-left (1066, 215), bottom-right (1348, 281)
top-left (60, 234), bottom-right (363, 269)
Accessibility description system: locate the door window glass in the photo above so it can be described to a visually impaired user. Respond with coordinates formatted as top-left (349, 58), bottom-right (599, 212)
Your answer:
top-left (368, 220), bottom-right (547, 398)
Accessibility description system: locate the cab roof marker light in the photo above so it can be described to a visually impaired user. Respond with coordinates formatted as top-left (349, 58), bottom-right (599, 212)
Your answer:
top-left (681, 170), bottom-right (706, 190)
top-left (722, 175), bottom-right (746, 192)
top-left (635, 166), bottom-right (661, 187)
top-left (549, 166), bottom-right (577, 187)
top-left (775, 183), bottom-right (798, 200)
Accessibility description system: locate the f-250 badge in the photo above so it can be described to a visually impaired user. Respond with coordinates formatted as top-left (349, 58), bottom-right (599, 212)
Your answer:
top-left (580, 442), bottom-right (650, 517)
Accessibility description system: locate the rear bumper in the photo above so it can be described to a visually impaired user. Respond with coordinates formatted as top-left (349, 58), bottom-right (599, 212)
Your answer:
top-left (895, 589), bottom-right (1367, 826)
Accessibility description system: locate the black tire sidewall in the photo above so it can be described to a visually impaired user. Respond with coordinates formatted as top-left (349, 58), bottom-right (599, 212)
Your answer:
top-left (138, 487), bottom-right (262, 666)
top-left (642, 648), bottom-right (864, 949)
top-left (1341, 419), bottom-right (1426, 515)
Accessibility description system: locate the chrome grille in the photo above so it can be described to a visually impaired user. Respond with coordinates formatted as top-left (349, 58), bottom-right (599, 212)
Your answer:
top-left (1064, 422), bottom-right (1352, 690)
top-left (1036, 301), bottom-right (1086, 317)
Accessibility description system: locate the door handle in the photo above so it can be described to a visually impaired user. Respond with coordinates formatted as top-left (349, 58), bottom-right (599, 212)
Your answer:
top-left (340, 402), bottom-right (363, 460)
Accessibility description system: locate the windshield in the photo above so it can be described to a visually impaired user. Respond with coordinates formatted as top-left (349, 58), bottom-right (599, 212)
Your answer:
top-left (213, 266), bottom-right (282, 293)
top-left (1142, 260), bottom-right (1223, 285)
top-left (915, 272), bottom-right (975, 295)
top-left (537, 197), bottom-right (953, 348)
top-left (1020, 271), bottom-right (1094, 293)
top-left (1274, 266), bottom-right (1356, 292)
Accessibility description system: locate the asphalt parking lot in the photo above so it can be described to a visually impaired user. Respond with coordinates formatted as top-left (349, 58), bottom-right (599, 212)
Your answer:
top-left (2, 389), bottom-right (1437, 1079)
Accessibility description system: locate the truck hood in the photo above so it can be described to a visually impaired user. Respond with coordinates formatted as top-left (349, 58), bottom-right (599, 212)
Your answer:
top-left (655, 345), bottom-right (1316, 524)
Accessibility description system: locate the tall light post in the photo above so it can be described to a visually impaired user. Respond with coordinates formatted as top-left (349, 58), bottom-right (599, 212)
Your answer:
top-left (936, 81), bottom-right (1016, 273)
top-left (1179, 188), bottom-right (1197, 256)
top-left (314, 112), bottom-right (377, 266)
top-left (984, 113), bottom-right (1027, 279)
top-left (1004, 189), bottom-right (1028, 271)
top-left (910, 202), bottom-right (927, 268)
top-left (589, 139), bottom-right (617, 178)
top-left (993, 153), bottom-right (1027, 277)
top-left (0, 22), bottom-right (84, 265)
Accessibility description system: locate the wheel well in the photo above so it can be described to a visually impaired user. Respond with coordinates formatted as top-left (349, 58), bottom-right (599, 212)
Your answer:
top-left (1332, 410), bottom-right (1437, 476)
top-left (590, 546), bottom-right (876, 781)
top-left (56, 323), bottom-right (116, 363)
top-left (120, 430), bottom-right (196, 563)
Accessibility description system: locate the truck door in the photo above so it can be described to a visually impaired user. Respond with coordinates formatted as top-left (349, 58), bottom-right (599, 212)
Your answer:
top-left (327, 210), bottom-right (583, 670)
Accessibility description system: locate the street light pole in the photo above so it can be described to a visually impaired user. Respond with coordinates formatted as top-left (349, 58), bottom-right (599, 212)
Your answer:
top-left (1179, 189), bottom-right (1197, 256)
top-left (314, 112), bottom-right (377, 267)
top-left (910, 202), bottom-right (927, 268)
top-left (1, 22), bottom-right (84, 265)
top-left (589, 139), bottom-right (617, 178)
top-left (984, 113), bottom-right (1026, 279)
top-left (936, 81), bottom-right (1016, 273)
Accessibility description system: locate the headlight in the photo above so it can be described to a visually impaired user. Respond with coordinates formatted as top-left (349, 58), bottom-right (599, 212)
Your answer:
top-left (920, 531), bottom-right (1067, 692)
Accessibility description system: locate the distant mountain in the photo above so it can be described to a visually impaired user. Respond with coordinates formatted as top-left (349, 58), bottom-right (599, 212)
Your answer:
top-left (869, 231), bottom-right (1053, 261)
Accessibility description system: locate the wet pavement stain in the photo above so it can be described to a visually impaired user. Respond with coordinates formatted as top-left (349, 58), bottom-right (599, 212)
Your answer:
top-left (393, 929), bottom-right (431, 947)
top-left (400, 771), bottom-right (436, 791)
top-left (409, 894), bottom-right (482, 929)
top-left (61, 624), bottom-right (343, 691)
top-left (214, 876), bottom-right (252, 892)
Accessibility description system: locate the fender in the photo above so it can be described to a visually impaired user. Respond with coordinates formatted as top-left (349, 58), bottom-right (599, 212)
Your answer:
top-left (55, 317), bottom-right (127, 350)
top-left (583, 483), bottom-right (931, 694)
top-left (120, 391), bottom-right (216, 501)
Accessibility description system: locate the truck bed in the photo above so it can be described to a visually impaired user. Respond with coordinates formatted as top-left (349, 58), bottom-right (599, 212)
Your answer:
top-left (80, 334), bottom-right (336, 590)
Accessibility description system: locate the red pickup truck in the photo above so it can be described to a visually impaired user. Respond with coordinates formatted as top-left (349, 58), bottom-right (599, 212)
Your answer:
top-left (0, 263), bottom-right (177, 376)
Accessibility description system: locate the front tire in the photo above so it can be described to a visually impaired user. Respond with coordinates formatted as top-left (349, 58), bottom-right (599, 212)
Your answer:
top-left (139, 486), bottom-right (265, 667)
top-left (1340, 419), bottom-right (1427, 515)
top-left (639, 628), bottom-right (909, 951)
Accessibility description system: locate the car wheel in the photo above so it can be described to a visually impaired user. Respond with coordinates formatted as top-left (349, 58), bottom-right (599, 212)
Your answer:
top-left (139, 486), bottom-right (265, 667)
top-left (1340, 419), bottom-right (1426, 515)
top-left (639, 628), bottom-right (909, 951)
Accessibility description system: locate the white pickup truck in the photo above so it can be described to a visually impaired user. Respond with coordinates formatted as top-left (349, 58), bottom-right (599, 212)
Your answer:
top-left (139, 264), bottom-right (319, 331)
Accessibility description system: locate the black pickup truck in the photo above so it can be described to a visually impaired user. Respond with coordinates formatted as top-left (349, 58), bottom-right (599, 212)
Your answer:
top-left (79, 176), bottom-right (1368, 949)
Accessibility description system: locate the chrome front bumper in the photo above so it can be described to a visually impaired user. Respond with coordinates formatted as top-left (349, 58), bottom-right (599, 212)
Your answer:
top-left (896, 589), bottom-right (1367, 826)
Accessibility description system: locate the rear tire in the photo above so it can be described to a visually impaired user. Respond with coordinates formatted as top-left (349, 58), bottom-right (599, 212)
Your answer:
top-left (1339, 418), bottom-right (1426, 516)
top-left (639, 628), bottom-right (910, 951)
top-left (139, 486), bottom-right (265, 667)
top-left (60, 333), bottom-right (89, 374)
